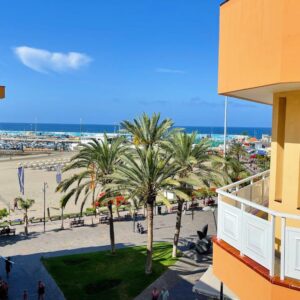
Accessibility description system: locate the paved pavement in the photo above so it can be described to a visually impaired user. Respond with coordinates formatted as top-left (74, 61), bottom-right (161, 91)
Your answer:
top-left (0, 208), bottom-right (217, 299)
top-left (134, 252), bottom-right (213, 300)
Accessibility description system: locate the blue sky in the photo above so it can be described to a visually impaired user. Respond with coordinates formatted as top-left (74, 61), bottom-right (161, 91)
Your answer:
top-left (0, 0), bottom-right (272, 127)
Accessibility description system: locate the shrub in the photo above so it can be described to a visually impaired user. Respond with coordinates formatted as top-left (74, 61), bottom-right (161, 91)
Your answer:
top-left (0, 208), bottom-right (8, 220)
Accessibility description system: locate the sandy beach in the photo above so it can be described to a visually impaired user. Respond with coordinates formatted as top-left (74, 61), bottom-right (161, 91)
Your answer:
top-left (0, 151), bottom-right (93, 220)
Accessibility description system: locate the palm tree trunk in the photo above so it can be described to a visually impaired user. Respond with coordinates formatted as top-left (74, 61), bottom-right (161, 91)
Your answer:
top-left (92, 188), bottom-right (96, 218)
top-left (145, 201), bottom-right (154, 274)
top-left (108, 203), bottom-right (115, 254)
top-left (25, 209), bottom-right (28, 235)
top-left (172, 200), bottom-right (183, 258)
top-left (115, 205), bottom-right (120, 218)
top-left (92, 187), bottom-right (96, 206)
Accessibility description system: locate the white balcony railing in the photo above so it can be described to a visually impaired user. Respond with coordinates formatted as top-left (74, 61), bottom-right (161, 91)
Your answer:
top-left (217, 170), bottom-right (300, 282)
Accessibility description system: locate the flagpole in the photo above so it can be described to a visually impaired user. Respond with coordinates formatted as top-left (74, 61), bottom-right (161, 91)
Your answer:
top-left (43, 182), bottom-right (48, 233)
top-left (223, 96), bottom-right (228, 157)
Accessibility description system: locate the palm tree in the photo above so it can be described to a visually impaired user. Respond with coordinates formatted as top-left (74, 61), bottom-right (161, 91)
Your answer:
top-left (256, 154), bottom-right (270, 171)
top-left (228, 141), bottom-right (247, 163)
top-left (17, 197), bottom-right (35, 235)
top-left (106, 146), bottom-right (182, 274)
top-left (214, 155), bottom-right (249, 182)
top-left (166, 133), bottom-right (227, 257)
top-left (115, 113), bottom-right (181, 273)
top-left (121, 112), bottom-right (173, 148)
top-left (56, 135), bottom-right (126, 254)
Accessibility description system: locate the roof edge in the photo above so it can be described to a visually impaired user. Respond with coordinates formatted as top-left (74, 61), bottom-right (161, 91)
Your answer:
top-left (220, 0), bottom-right (230, 7)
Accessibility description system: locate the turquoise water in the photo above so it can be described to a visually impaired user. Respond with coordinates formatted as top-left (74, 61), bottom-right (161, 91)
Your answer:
top-left (0, 123), bottom-right (271, 139)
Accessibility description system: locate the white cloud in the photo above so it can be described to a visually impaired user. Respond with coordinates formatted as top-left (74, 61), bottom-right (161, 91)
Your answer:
top-left (155, 68), bottom-right (185, 74)
top-left (14, 46), bottom-right (92, 73)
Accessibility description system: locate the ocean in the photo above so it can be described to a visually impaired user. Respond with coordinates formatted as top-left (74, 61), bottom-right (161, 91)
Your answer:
top-left (0, 123), bottom-right (271, 139)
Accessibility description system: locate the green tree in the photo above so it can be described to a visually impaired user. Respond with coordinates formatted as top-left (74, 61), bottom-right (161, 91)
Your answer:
top-left (17, 197), bottom-right (35, 235)
top-left (228, 141), bottom-right (247, 163)
top-left (0, 208), bottom-right (8, 220)
top-left (165, 133), bottom-right (227, 257)
top-left (215, 155), bottom-right (249, 182)
top-left (121, 112), bottom-right (173, 148)
top-left (256, 154), bottom-right (270, 171)
top-left (106, 145), bottom-right (181, 274)
top-left (56, 135), bottom-right (126, 254)
top-left (114, 113), bottom-right (180, 273)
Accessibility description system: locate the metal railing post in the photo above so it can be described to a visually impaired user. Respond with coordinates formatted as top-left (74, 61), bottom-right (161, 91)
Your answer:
top-left (280, 217), bottom-right (286, 281)
top-left (270, 214), bottom-right (276, 277)
top-left (217, 194), bottom-right (222, 241)
top-left (250, 179), bottom-right (254, 202)
top-left (235, 186), bottom-right (239, 208)
top-left (261, 175), bottom-right (265, 204)
top-left (240, 203), bottom-right (245, 257)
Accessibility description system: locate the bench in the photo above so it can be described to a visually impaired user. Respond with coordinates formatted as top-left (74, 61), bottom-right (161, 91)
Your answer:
top-left (9, 219), bottom-right (23, 226)
top-left (30, 217), bottom-right (47, 224)
top-left (50, 215), bottom-right (61, 221)
top-left (0, 226), bottom-right (16, 236)
top-left (99, 216), bottom-right (108, 224)
top-left (170, 206), bottom-right (178, 213)
top-left (135, 214), bottom-right (145, 220)
top-left (124, 214), bottom-right (132, 221)
top-left (189, 203), bottom-right (199, 210)
top-left (70, 219), bottom-right (84, 227)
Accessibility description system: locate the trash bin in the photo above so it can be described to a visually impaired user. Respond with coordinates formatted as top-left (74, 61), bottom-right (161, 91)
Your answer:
top-left (158, 206), bottom-right (162, 215)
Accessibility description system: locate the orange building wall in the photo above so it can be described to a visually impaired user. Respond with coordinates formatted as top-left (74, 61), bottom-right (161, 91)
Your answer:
top-left (213, 242), bottom-right (300, 300)
top-left (218, 0), bottom-right (300, 96)
top-left (268, 91), bottom-right (300, 243)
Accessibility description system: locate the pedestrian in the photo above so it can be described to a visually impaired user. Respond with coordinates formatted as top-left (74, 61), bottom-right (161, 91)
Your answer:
top-left (23, 290), bottom-right (28, 300)
top-left (37, 281), bottom-right (45, 300)
top-left (160, 287), bottom-right (169, 300)
top-left (13, 198), bottom-right (18, 210)
top-left (151, 287), bottom-right (160, 300)
top-left (5, 257), bottom-right (12, 279)
top-left (0, 279), bottom-right (8, 300)
top-left (183, 202), bottom-right (187, 215)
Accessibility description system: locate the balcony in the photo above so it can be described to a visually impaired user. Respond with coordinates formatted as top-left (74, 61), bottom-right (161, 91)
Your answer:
top-left (216, 170), bottom-right (300, 284)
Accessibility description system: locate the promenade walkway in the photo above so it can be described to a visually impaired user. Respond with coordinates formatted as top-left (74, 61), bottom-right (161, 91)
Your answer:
top-left (0, 209), bottom-right (216, 299)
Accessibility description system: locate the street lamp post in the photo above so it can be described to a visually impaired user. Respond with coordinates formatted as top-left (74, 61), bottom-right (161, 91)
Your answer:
top-left (61, 206), bottom-right (64, 230)
top-left (133, 210), bottom-right (136, 232)
top-left (43, 182), bottom-right (48, 233)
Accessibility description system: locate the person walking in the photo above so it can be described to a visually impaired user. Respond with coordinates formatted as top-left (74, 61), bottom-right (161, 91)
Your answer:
top-left (0, 278), bottom-right (8, 300)
top-left (13, 198), bottom-right (18, 210)
top-left (160, 287), bottom-right (169, 300)
top-left (23, 290), bottom-right (28, 300)
top-left (5, 258), bottom-right (12, 279)
top-left (37, 281), bottom-right (45, 300)
top-left (183, 202), bottom-right (187, 215)
top-left (151, 287), bottom-right (160, 300)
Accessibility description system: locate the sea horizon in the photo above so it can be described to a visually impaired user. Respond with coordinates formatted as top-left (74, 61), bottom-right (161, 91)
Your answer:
top-left (0, 122), bottom-right (271, 139)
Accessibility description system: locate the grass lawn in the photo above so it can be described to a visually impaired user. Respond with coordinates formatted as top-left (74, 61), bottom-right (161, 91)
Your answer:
top-left (42, 242), bottom-right (177, 300)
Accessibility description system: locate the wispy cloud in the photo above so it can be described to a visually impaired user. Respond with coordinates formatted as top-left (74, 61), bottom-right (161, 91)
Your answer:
top-left (187, 97), bottom-right (214, 106)
top-left (185, 97), bottom-right (261, 109)
top-left (155, 68), bottom-right (186, 74)
top-left (138, 100), bottom-right (169, 106)
top-left (14, 46), bottom-right (92, 73)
